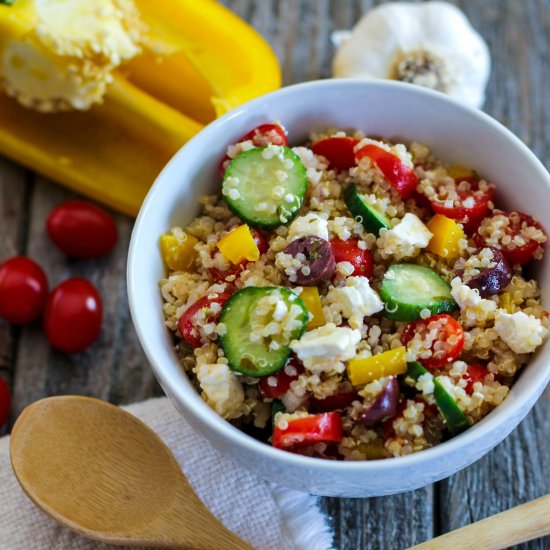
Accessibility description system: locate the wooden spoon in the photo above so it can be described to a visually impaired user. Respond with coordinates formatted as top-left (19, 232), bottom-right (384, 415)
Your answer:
top-left (9, 395), bottom-right (254, 549)
top-left (410, 493), bottom-right (550, 550)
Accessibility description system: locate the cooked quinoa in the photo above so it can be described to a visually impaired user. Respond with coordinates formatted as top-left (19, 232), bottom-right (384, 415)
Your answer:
top-left (159, 122), bottom-right (548, 460)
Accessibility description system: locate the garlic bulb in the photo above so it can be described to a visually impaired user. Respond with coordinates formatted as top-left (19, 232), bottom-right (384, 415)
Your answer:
top-left (332, 1), bottom-right (491, 108)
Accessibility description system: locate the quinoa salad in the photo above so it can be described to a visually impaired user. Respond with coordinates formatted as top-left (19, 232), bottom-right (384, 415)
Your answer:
top-left (159, 122), bottom-right (548, 460)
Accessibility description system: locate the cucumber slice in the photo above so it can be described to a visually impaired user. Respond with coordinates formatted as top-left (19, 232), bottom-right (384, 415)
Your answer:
top-left (219, 286), bottom-right (308, 376)
top-left (344, 184), bottom-right (392, 236)
top-left (380, 264), bottom-right (456, 321)
top-left (222, 146), bottom-right (307, 230)
top-left (406, 362), bottom-right (471, 436)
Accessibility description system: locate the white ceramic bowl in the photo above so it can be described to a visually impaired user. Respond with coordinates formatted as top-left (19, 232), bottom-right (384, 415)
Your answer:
top-left (128, 79), bottom-right (550, 497)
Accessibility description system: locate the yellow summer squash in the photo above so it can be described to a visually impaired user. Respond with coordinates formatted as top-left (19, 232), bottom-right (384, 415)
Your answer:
top-left (0, 0), bottom-right (281, 215)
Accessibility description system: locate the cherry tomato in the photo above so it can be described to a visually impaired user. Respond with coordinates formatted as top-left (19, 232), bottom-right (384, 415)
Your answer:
top-left (209, 229), bottom-right (268, 283)
top-left (220, 123), bottom-right (288, 175)
top-left (462, 364), bottom-right (489, 394)
top-left (310, 391), bottom-right (359, 413)
top-left (0, 256), bottom-right (48, 324)
top-left (240, 123), bottom-right (288, 147)
top-left (401, 314), bottom-right (465, 369)
top-left (46, 200), bottom-right (118, 258)
top-left (0, 376), bottom-right (11, 427)
top-left (178, 292), bottom-right (232, 348)
top-left (259, 359), bottom-right (303, 399)
top-left (330, 238), bottom-right (374, 277)
top-left (474, 211), bottom-right (546, 265)
top-left (431, 178), bottom-right (494, 234)
top-left (311, 136), bottom-right (358, 171)
top-left (44, 278), bottom-right (103, 353)
top-left (273, 412), bottom-right (343, 450)
top-left (209, 263), bottom-right (244, 284)
top-left (355, 144), bottom-right (418, 199)
top-left (412, 191), bottom-right (433, 211)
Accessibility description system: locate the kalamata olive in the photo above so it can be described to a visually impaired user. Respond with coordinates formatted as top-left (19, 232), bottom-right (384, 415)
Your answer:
top-left (282, 236), bottom-right (336, 286)
top-left (463, 248), bottom-right (512, 298)
top-left (357, 377), bottom-right (400, 426)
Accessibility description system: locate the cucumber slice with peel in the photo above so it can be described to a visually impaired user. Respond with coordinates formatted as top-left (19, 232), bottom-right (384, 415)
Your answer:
top-left (344, 184), bottom-right (392, 236)
top-left (406, 362), bottom-right (471, 436)
top-left (219, 286), bottom-right (308, 377)
top-left (380, 264), bottom-right (456, 321)
top-left (222, 146), bottom-right (307, 230)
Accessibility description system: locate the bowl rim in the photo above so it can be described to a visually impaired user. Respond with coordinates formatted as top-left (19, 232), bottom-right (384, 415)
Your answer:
top-left (128, 78), bottom-right (550, 473)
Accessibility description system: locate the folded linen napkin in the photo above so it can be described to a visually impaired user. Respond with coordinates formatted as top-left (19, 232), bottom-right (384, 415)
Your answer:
top-left (0, 397), bottom-right (334, 550)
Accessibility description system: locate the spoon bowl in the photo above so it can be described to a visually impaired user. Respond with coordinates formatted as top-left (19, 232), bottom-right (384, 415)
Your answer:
top-left (10, 395), bottom-right (252, 549)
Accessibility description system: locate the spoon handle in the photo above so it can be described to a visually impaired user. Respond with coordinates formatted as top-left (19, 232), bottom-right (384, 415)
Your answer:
top-left (410, 493), bottom-right (550, 550)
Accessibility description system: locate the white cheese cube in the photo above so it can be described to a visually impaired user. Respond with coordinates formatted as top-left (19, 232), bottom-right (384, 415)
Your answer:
top-left (327, 276), bottom-right (384, 319)
top-left (377, 213), bottom-right (433, 260)
top-left (290, 323), bottom-right (361, 361)
top-left (494, 311), bottom-right (547, 354)
top-left (195, 363), bottom-right (244, 418)
top-left (391, 213), bottom-right (432, 248)
top-left (287, 212), bottom-right (329, 241)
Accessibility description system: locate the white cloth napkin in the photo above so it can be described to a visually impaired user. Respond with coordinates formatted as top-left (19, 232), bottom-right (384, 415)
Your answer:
top-left (0, 397), bottom-right (334, 550)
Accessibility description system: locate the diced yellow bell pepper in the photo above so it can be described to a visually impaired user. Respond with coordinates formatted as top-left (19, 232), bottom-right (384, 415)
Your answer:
top-left (0, 0), bottom-right (281, 216)
top-left (159, 231), bottom-right (198, 271)
top-left (447, 165), bottom-right (475, 179)
top-left (299, 287), bottom-right (326, 330)
top-left (347, 347), bottom-right (407, 386)
top-left (500, 292), bottom-right (515, 313)
top-left (426, 214), bottom-right (465, 260)
top-left (217, 225), bottom-right (260, 265)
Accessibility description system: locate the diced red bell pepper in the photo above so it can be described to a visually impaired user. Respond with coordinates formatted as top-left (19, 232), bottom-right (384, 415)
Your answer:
top-left (431, 178), bottom-right (494, 234)
top-left (355, 144), bottom-right (418, 199)
top-left (329, 238), bottom-right (374, 278)
top-left (177, 292), bottom-right (232, 348)
top-left (311, 136), bottom-right (358, 171)
top-left (273, 412), bottom-right (343, 449)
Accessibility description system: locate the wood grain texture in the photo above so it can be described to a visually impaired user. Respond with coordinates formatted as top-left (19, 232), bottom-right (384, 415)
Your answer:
top-left (411, 494), bottom-right (550, 550)
top-left (11, 396), bottom-right (253, 549)
top-left (0, 0), bottom-right (549, 548)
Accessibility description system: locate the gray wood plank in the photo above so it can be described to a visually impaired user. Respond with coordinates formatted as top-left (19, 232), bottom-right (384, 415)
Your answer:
top-left (10, 177), bottom-right (160, 419)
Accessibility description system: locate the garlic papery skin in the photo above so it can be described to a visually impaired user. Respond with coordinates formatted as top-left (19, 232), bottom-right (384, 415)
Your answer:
top-left (332, 1), bottom-right (491, 109)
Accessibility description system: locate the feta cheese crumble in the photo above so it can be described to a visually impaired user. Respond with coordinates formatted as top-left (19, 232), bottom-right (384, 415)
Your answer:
top-left (377, 213), bottom-right (432, 260)
top-left (287, 212), bottom-right (329, 241)
top-left (290, 323), bottom-right (361, 361)
top-left (327, 276), bottom-right (384, 321)
top-left (194, 362), bottom-right (244, 418)
top-left (450, 277), bottom-right (497, 327)
top-left (494, 310), bottom-right (547, 354)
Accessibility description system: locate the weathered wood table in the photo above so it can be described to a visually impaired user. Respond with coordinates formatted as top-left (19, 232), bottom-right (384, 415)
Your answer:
top-left (1, 1), bottom-right (549, 548)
